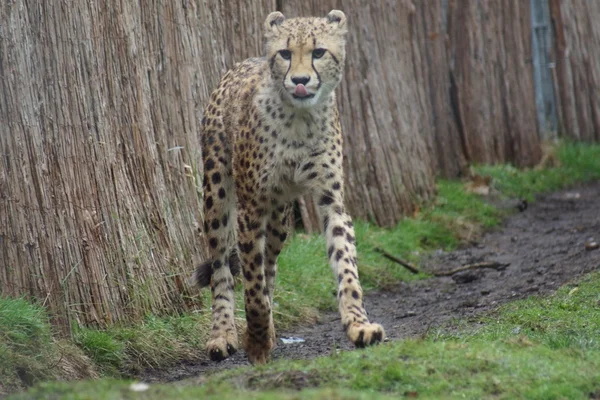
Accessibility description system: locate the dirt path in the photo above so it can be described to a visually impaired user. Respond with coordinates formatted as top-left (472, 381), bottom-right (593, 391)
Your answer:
top-left (143, 181), bottom-right (600, 382)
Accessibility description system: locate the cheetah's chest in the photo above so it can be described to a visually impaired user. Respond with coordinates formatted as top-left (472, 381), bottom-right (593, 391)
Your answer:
top-left (259, 116), bottom-right (326, 202)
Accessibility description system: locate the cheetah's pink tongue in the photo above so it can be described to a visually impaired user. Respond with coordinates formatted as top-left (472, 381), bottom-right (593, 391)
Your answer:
top-left (294, 84), bottom-right (309, 97)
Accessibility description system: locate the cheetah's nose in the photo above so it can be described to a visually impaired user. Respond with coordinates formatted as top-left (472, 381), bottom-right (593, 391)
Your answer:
top-left (291, 76), bottom-right (310, 85)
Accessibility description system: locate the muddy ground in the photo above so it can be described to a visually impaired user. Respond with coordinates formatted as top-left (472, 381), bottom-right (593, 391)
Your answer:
top-left (144, 181), bottom-right (600, 383)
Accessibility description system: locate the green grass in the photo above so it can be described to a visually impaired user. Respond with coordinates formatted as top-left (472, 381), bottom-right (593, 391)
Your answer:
top-left (72, 313), bottom-right (215, 376)
top-left (475, 141), bottom-right (600, 201)
top-left (0, 297), bottom-right (95, 394)
top-left (11, 272), bottom-right (600, 399)
top-left (0, 297), bottom-right (55, 390)
top-left (440, 272), bottom-right (600, 352)
top-left (3, 141), bottom-right (600, 396)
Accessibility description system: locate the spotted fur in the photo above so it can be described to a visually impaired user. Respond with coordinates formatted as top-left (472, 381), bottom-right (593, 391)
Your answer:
top-left (195, 10), bottom-right (385, 365)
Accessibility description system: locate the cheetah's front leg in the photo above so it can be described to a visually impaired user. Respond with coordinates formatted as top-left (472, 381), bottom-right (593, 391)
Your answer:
top-left (317, 190), bottom-right (386, 347)
top-left (237, 206), bottom-right (274, 365)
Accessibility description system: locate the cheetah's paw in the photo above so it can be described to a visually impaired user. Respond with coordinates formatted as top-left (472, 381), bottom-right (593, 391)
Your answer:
top-left (346, 322), bottom-right (385, 348)
top-left (244, 333), bottom-right (274, 365)
top-left (207, 335), bottom-right (238, 362)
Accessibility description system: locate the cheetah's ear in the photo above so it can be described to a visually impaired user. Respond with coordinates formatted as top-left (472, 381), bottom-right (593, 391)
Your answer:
top-left (264, 11), bottom-right (285, 33)
top-left (326, 10), bottom-right (347, 32)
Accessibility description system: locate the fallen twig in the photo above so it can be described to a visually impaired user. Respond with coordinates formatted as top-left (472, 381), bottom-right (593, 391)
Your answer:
top-left (374, 247), bottom-right (421, 274)
top-left (432, 261), bottom-right (510, 277)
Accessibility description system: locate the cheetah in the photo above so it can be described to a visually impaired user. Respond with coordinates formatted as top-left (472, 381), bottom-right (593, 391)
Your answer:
top-left (195, 9), bottom-right (385, 365)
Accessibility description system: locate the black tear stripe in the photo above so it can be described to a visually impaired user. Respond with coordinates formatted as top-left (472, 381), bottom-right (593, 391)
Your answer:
top-left (283, 39), bottom-right (292, 89)
top-left (312, 57), bottom-right (322, 90)
top-left (269, 54), bottom-right (278, 69)
top-left (330, 53), bottom-right (340, 65)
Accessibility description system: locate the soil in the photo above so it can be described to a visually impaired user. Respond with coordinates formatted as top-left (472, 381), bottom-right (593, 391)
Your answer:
top-left (143, 181), bottom-right (600, 383)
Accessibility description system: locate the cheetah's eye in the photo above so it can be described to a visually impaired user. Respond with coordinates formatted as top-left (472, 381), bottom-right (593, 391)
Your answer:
top-left (279, 50), bottom-right (292, 60)
top-left (312, 48), bottom-right (326, 59)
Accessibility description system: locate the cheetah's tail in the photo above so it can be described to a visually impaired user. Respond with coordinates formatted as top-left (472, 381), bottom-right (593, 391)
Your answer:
top-left (192, 259), bottom-right (214, 288)
top-left (192, 249), bottom-right (241, 288)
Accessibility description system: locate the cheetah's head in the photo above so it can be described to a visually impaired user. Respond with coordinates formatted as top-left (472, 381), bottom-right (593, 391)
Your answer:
top-left (264, 10), bottom-right (347, 109)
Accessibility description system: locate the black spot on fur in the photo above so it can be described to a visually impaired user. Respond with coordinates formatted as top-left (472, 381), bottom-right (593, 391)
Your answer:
top-left (302, 162), bottom-right (315, 171)
top-left (229, 250), bottom-right (241, 276)
top-left (332, 226), bottom-right (345, 236)
top-left (240, 242), bottom-right (254, 254)
top-left (205, 158), bottom-right (215, 171)
top-left (319, 191), bottom-right (335, 206)
top-left (323, 215), bottom-right (329, 231)
top-left (248, 220), bottom-right (261, 230)
top-left (215, 294), bottom-right (230, 302)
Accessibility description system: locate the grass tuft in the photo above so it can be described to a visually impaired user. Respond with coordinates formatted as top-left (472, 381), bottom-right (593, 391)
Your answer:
top-left (0, 297), bottom-right (56, 392)
top-left (439, 272), bottom-right (600, 353)
top-left (0, 297), bottom-right (96, 394)
top-left (476, 141), bottom-right (600, 201)
top-left (72, 313), bottom-right (214, 376)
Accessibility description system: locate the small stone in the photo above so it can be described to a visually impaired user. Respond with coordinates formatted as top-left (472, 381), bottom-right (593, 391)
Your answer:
top-left (129, 382), bottom-right (150, 392)
top-left (585, 240), bottom-right (599, 251)
top-left (564, 192), bottom-right (580, 199)
top-left (280, 336), bottom-right (305, 344)
top-left (405, 310), bottom-right (417, 317)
